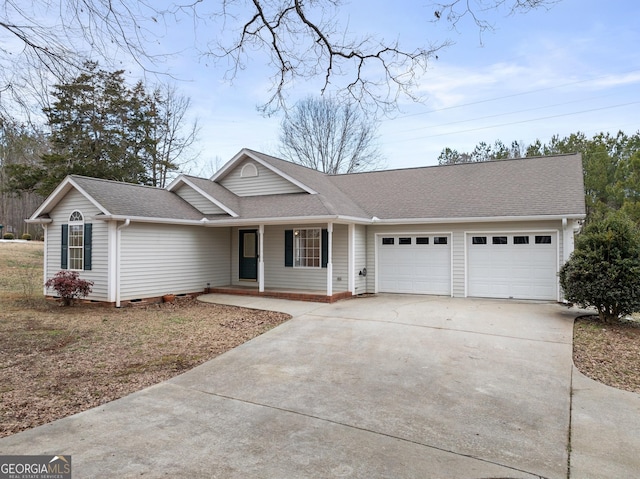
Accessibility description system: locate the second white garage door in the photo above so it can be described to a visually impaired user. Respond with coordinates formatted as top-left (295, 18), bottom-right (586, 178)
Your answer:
top-left (467, 233), bottom-right (558, 300)
top-left (378, 235), bottom-right (451, 295)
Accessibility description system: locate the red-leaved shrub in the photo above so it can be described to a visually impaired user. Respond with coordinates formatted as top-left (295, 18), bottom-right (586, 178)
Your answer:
top-left (45, 271), bottom-right (94, 306)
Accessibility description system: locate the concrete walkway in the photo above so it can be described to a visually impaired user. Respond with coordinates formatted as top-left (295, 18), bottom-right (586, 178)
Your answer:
top-left (2, 294), bottom-right (639, 478)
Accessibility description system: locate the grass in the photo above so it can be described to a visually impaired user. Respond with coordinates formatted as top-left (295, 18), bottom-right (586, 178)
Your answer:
top-left (0, 241), bottom-right (290, 437)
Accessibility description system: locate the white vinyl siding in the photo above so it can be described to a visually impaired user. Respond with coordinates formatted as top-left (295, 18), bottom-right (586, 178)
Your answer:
top-left (354, 224), bottom-right (367, 295)
top-left (220, 160), bottom-right (305, 196)
top-left (331, 224), bottom-right (349, 292)
top-left (44, 190), bottom-right (109, 301)
top-left (367, 220), bottom-right (565, 298)
top-left (174, 185), bottom-right (228, 215)
top-left (119, 224), bottom-right (230, 300)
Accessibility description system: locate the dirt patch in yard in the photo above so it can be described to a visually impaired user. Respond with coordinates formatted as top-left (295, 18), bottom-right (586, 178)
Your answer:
top-left (573, 315), bottom-right (640, 394)
top-left (0, 241), bottom-right (290, 437)
top-left (0, 295), bottom-right (289, 438)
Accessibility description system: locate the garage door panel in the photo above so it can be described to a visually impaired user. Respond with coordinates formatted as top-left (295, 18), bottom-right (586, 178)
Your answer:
top-left (468, 233), bottom-right (557, 300)
top-left (379, 235), bottom-right (451, 295)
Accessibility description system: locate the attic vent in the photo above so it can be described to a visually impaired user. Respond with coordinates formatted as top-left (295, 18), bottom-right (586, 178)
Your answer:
top-left (240, 163), bottom-right (259, 178)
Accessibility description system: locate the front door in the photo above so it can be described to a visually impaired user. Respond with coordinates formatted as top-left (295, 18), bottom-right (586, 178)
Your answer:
top-left (239, 230), bottom-right (258, 281)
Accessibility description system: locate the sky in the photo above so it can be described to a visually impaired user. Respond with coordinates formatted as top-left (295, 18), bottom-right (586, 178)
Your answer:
top-left (20, 0), bottom-right (640, 175)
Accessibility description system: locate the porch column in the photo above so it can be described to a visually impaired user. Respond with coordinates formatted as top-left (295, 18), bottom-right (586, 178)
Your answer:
top-left (326, 222), bottom-right (333, 297)
top-left (258, 224), bottom-right (265, 293)
top-left (348, 223), bottom-right (355, 295)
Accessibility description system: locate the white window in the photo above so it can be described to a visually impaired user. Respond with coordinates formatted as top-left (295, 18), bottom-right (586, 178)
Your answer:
top-left (68, 211), bottom-right (84, 270)
top-left (294, 228), bottom-right (321, 268)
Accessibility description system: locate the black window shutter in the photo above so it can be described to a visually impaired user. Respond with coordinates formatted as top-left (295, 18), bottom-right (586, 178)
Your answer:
top-left (61, 224), bottom-right (68, 269)
top-left (84, 223), bottom-right (92, 270)
top-left (322, 229), bottom-right (329, 268)
top-left (284, 230), bottom-right (293, 267)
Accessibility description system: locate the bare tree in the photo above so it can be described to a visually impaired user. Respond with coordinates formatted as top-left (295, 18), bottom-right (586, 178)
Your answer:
top-left (1, 1), bottom-right (560, 117)
top-left (279, 96), bottom-right (383, 174)
top-left (148, 84), bottom-right (200, 188)
top-left (432, 1), bottom-right (558, 31)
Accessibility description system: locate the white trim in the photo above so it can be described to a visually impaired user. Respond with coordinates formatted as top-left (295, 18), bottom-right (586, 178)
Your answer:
top-left (348, 223), bottom-right (355, 295)
top-left (374, 231), bottom-right (453, 297)
top-left (67, 210), bottom-right (85, 271)
top-left (372, 214), bottom-right (585, 225)
top-left (240, 163), bottom-right (259, 178)
top-left (107, 222), bottom-right (117, 303)
top-left (326, 222), bottom-right (333, 297)
top-left (463, 229), bottom-right (560, 301)
top-left (166, 175), bottom-right (239, 217)
top-left (92, 214), bottom-right (213, 225)
top-left (258, 224), bottom-right (265, 293)
top-left (211, 149), bottom-right (318, 195)
top-left (293, 227), bottom-right (323, 269)
top-left (29, 176), bottom-right (111, 220)
top-left (42, 224), bottom-right (49, 296)
top-left (115, 219), bottom-right (131, 307)
top-left (25, 217), bottom-right (53, 224)
top-left (88, 212), bottom-right (586, 229)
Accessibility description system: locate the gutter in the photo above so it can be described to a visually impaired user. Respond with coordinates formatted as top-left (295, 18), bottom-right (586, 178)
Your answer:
top-left (25, 217), bottom-right (53, 224)
top-left (94, 214), bottom-right (374, 227)
top-left (369, 214), bottom-right (587, 225)
top-left (90, 212), bottom-right (587, 228)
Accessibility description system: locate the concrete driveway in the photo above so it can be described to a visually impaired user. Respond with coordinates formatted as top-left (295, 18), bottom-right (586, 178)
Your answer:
top-left (2, 294), bottom-right (638, 478)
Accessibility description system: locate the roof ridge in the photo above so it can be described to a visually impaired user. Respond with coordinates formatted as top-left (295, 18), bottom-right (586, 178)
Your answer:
top-left (70, 175), bottom-right (164, 190)
top-left (248, 150), bottom-right (331, 177)
top-left (331, 152), bottom-right (582, 176)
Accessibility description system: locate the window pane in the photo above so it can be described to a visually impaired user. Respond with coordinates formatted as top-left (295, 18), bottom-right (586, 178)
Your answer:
top-left (69, 248), bottom-right (83, 270)
top-left (492, 236), bottom-right (508, 245)
top-left (535, 235), bottom-right (552, 244)
top-left (294, 228), bottom-right (321, 268)
top-left (514, 236), bottom-right (530, 244)
top-left (434, 237), bottom-right (448, 245)
top-left (382, 238), bottom-right (394, 245)
top-left (69, 225), bottom-right (83, 246)
top-left (399, 237), bottom-right (412, 245)
top-left (243, 233), bottom-right (256, 258)
top-left (416, 237), bottom-right (429, 245)
top-left (472, 236), bottom-right (487, 245)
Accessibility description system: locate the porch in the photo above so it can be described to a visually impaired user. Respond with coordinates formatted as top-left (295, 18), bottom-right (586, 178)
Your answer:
top-left (207, 285), bottom-right (353, 303)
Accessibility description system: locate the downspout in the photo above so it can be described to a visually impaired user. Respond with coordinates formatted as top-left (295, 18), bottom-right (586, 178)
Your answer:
top-left (115, 219), bottom-right (131, 307)
top-left (42, 224), bottom-right (49, 296)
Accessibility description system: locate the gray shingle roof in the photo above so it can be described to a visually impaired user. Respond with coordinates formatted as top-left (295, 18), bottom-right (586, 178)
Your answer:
top-left (71, 176), bottom-right (205, 220)
top-left (46, 151), bottom-right (585, 224)
top-left (328, 154), bottom-right (586, 219)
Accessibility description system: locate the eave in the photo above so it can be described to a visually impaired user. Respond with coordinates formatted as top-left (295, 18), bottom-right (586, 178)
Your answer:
top-left (167, 175), bottom-right (239, 217)
top-left (370, 214), bottom-right (586, 225)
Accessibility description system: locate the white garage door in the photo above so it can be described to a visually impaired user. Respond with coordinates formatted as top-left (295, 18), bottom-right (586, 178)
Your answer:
top-left (467, 233), bottom-right (557, 300)
top-left (378, 235), bottom-right (451, 295)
